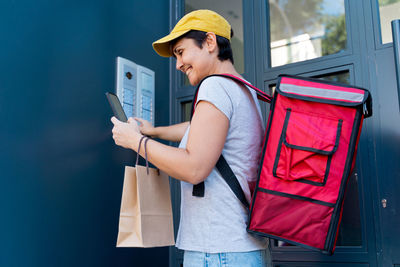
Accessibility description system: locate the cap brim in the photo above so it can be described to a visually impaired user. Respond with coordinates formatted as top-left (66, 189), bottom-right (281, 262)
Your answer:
top-left (152, 30), bottom-right (191, 57)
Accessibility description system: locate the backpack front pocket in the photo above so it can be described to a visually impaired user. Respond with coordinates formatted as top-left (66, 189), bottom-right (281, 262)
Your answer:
top-left (273, 108), bottom-right (342, 186)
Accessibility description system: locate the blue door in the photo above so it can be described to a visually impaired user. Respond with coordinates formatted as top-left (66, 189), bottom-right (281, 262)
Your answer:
top-left (257, 1), bottom-right (377, 265)
top-left (364, 1), bottom-right (400, 266)
top-left (169, 1), bottom-right (400, 266)
top-left (256, 1), bottom-right (400, 266)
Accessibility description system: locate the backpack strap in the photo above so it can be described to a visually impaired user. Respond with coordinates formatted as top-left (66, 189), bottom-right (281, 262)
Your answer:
top-left (190, 74), bottom-right (270, 208)
top-left (216, 155), bottom-right (250, 209)
top-left (191, 154), bottom-right (249, 209)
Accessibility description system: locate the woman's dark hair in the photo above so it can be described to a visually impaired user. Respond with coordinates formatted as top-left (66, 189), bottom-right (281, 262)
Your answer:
top-left (171, 30), bottom-right (234, 64)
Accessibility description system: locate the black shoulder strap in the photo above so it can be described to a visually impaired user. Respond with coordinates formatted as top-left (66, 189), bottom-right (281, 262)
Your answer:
top-left (190, 74), bottom-right (269, 209)
top-left (192, 155), bottom-right (249, 209)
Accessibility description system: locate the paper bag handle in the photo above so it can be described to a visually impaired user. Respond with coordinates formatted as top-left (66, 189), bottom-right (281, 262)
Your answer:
top-left (136, 136), bottom-right (160, 176)
top-left (143, 137), bottom-right (150, 175)
top-left (135, 135), bottom-right (152, 175)
top-left (136, 135), bottom-right (147, 166)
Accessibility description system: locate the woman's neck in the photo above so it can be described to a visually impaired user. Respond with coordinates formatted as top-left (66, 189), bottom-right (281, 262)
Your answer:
top-left (212, 60), bottom-right (243, 79)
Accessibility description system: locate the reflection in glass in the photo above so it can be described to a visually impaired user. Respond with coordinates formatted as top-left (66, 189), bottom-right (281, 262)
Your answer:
top-left (315, 71), bottom-right (350, 84)
top-left (269, 84), bottom-right (276, 96)
top-left (274, 71), bottom-right (362, 248)
top-left (181, 101), bottom-right (192, 122)
top-left (274, 240), bottom-right (294, 247)
top-left (183, 0), bottom-right (244, 86)
top-left (269, 0), bottom-right (347, 67)
top-left (336, 170), bottom-right (362, 246)
top-left (378, 0), bottom-right (400, 44)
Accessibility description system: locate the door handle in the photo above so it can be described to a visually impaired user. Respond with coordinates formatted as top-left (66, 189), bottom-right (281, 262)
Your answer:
top-left (392, 19), bottom-right (400, 109)
top-left (381, 199), bottom-right (387, 208)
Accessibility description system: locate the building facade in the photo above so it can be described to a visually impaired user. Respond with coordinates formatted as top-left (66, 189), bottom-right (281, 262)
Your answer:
top-left (168, 1), bottom-right (400, 266)
top-left (1, 1), bottom-right (399, 266)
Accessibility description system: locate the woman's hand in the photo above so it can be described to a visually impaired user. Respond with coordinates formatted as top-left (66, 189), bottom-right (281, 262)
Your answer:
top-left (134, 117), bottom-right (156, 137)
top-left (111, 117), bottom-right (142, 150)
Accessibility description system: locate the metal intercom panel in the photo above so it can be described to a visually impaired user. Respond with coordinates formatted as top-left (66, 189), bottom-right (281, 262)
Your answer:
top-left (116, 57), bottom-right (155, 125)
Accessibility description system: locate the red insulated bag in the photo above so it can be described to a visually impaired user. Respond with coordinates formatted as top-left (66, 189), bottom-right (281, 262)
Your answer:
top-left (247, 74), bottom-right (372, 254)
top-left (190, 74), bottom-right (372, 255)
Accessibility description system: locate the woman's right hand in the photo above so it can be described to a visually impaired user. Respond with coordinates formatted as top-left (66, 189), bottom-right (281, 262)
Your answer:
top-left (134, 117), bottom-right (156, 138)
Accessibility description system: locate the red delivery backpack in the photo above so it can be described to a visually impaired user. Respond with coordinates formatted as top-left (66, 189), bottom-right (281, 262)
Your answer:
top-left (247, 74), bottom-right (372, 254)
top-left (190, 74), bottom-right (372, 255)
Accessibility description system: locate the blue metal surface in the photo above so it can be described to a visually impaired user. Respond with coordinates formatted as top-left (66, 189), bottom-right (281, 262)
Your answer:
top-left (392, 19), bottom-right (400, 111)
top-left (0, 0), bottom-right (170, 266)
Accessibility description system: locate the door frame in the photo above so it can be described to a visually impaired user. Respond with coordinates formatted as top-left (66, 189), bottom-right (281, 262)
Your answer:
top-left (252, 0), bottom-right (377, 263)
top-left (166, 0), bottom-right (397, 266)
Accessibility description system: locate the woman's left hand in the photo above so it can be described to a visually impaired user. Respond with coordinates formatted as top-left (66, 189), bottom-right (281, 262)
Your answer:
top-left (111, 117), bottom-right (141, 150)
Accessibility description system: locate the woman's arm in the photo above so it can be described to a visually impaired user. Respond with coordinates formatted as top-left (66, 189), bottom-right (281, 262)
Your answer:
top-left (135, 118), bottom-right (189, 142)
top-left (111, 100), bottom-right (229, 184)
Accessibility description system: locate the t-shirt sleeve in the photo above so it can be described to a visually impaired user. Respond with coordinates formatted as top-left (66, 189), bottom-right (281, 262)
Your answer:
top-left (195, 77), bottom-right (234, 120)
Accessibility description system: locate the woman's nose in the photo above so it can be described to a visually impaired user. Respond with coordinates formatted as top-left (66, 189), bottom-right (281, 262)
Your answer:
top-left (176, 58), bottom-right (183, 71)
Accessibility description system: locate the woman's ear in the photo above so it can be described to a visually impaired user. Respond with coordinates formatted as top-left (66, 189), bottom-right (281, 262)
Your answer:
top-left (205, 32), bottom-right (218, 53)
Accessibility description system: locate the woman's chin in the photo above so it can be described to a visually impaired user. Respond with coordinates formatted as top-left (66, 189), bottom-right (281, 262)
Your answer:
top-left (188, 76), bottom-right (198, 86)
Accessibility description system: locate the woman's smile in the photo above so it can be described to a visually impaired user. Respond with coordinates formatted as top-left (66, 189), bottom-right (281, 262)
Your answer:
top-left (185, 66), bottom-right (192, 76)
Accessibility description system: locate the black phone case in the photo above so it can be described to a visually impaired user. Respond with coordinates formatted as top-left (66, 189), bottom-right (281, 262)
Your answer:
top-left (106, 92), bottom-right (128, 122)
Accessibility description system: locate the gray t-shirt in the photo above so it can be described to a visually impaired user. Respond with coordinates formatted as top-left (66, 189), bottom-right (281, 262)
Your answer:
top-left (176, 76), bottom-right (268, 253)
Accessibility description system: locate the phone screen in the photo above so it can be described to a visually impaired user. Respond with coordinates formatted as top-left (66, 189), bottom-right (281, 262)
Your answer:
top-left (106, 92), bottom-right (128, 122)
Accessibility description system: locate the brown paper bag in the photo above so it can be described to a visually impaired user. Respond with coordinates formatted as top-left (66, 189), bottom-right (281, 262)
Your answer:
top-left (116, 137), bottom-right (175, 247)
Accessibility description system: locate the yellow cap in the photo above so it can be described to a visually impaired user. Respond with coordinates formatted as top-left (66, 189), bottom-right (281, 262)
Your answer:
top-left (152, 9), bottom-right (231, 57)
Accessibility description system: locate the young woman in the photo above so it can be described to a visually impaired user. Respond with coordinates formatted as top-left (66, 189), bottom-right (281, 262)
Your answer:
top-left (111, 9), bottom-right (271, 267)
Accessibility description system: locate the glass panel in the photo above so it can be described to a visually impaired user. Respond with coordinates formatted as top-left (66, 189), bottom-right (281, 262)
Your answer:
top-left (315, 71), bottom-right (350, 84)
top-left (269, 84), bottom-right (276, 95)
top-left (181, 101), bottom-right (193, 122)
top-left (335, 170), bottom-right (362, 246)
top-left (273, 71), bottom-right (362, 248)
top-left (378, 0), bottom-right (400, 44)
top-left (274, 240), bottom-right (294, 247)
top-left (269, 0), bottom-right (347, 67)
top-left (184, 0), bottom-right (244, 77)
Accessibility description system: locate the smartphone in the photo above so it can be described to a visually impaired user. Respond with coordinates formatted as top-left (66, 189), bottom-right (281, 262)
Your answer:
top-left (105, 92), bottom-right (128, 122)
